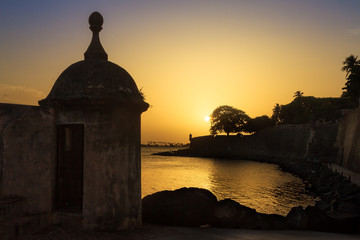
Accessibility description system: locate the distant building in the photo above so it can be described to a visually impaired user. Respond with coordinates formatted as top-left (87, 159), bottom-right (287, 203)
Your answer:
top-left (0, 11), bottom-right (148, 233)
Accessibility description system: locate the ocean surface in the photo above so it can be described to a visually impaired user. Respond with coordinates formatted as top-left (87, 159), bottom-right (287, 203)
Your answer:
top-left (141, 146), bottom-right (318, 216)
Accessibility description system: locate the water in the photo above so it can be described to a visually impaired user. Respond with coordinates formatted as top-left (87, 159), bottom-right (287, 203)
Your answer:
top-left (141, 146), bottom-right (317, 216)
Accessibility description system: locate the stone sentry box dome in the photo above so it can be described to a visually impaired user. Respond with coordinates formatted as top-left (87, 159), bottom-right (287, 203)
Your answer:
top-left (39, 12), bottom-right (148, 230)
top-left (39, 12), bottom-right (148, 111)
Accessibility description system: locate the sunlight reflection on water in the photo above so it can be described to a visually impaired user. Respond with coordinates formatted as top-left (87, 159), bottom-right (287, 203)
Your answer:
top-left (141, 147), bottom-right (317, 216)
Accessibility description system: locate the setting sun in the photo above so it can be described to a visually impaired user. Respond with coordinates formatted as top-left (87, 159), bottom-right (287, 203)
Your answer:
top-left (1, 1), bottom-right (359, 143)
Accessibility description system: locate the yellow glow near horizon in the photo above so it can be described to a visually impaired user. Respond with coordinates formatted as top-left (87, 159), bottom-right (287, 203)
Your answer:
top-left (1, 1), bottom-right (359, 143)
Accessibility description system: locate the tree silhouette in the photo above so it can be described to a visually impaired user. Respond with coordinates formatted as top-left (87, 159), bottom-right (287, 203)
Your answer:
top-left (271, 103), bottom-right (282, 125)
top-left (210, 105), bottom-right (250, 136)
top-left (342, 55), bottom-right (360, 77)
top-left (278, 96), bottom-right (346, 124)
top-left (342, 55), bottom-right (360, 106)
top-left (244, 115), bottom-right (275, 133)
top-left (293, 90), bottom-right (304, 98)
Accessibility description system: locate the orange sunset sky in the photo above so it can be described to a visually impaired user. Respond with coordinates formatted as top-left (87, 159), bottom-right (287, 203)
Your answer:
top-left (1, 0), bottom-right (360, 143)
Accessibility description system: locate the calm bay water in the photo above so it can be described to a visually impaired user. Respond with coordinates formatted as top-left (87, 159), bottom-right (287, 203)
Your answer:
top-left (141, 146), bottom-right (317, 216)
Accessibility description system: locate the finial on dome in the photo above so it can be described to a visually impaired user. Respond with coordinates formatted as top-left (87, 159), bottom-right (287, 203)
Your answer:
top-left (89, 11), bottom-right (104, 29)
top-left (84, 11), bottom-right (108, 60)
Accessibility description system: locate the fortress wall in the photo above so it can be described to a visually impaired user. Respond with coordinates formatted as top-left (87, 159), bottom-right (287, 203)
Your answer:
top-left (190, 124), bottom-right (338, 162)
top-left (0, 103), bottom-right (54, 213)
top-left (0, 103), bottom-right (36, 196)
top-left (336, 107), bottom-right (360, 172)
top-left (236, 125), bottom-right (313, 160)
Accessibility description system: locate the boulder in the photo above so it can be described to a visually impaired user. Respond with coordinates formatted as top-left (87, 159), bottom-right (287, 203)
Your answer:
top-left (303, 206), bottom-right (334, 232)
top-left (214, 199), bottom-right (289, 230)
top-left (337, 193), bottom-right (360, 216)
top-left (287, 206), bottom-right (335, 232)
top-left (142, 187), bottom-right (218, 226)
top-left (286, 206), bottom-right (306, 229)
top-left (254, 213), bottom-right (290, 230)
top-left (213, 199), bottom-right (256, 228)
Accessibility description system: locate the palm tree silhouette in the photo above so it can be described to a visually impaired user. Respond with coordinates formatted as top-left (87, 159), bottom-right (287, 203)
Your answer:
top-left (341, 55), bottom-right (360, 105)
top-left (342, 55), bottom-right (360, 77)
top-left (293, 91), bottom-right (304, 98)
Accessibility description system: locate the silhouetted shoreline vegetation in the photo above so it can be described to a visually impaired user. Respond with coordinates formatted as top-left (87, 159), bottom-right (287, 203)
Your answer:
top-left (205, 54), bottom-right (359, 137)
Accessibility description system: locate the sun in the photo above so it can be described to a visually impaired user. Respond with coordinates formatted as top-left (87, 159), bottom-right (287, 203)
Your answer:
top-left (204, 115), bottom-right (210, 122)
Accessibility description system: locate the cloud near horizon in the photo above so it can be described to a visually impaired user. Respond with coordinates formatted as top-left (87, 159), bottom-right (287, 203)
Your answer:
top-left (347, 27), bottom-right (360, 36)
top-left (0, 84), bottom-right (46, 106)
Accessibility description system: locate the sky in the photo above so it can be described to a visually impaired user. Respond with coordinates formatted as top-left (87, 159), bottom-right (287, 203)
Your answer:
top-left (1, 0), bottom-right (360, 143)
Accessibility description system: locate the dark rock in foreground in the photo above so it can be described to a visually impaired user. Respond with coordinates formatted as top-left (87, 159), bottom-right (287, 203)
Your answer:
top-left (214, 199), bottom-right (290, 230)
top-left (142, 187), bottom-right (360, 233)
top-left (214, 199), bottom-right (256, 228)
top-left (286, 205), bottom-right (360, 234)
top-left (143, 188), bottom-right (289, 230)
top-left (142, 188), bottom-right (218, 227)
top-left (286, 206), bottom-right (334, 232)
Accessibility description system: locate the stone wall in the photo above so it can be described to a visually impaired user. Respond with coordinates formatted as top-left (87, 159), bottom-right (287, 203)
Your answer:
top-left (0, 103), bottom-right (54, 213)
top-left (55, 106), bottom-right (142, 230)
top-left (0, 104), bottom-right (34, 196)
top-left (191, 109), bottom-right (360, 173)
top-left (336, 107), bottom-right (360, 172)
top-left (0, 102), bottom-right (143, 230)
top-left (190, 124), bottom-right (338, 162)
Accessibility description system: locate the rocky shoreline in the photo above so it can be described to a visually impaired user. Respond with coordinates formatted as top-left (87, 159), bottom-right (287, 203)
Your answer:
top-left (149, 149), bottom-right (360, 233)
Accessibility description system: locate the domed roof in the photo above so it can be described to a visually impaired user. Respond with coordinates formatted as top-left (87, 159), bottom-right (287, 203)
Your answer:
top-left (39, 12), bottom-right (148, 112)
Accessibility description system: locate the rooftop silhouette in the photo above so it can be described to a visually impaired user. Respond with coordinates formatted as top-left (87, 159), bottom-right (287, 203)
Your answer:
top-left (39, 11), bottom-right (149, 112)
top-left (84, 11), bottom-right (108, 60)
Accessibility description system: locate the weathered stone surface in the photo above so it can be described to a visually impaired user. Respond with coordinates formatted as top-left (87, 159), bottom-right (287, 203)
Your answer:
top-left (286, 206), bottom-right (306, 229)
top-left (1, 105), bottom-right (54, 213)
top-left (253, 213), bottom-right (290, 230)
top-left (0, 104), bottom-right (145, 231)
top-left (214, 199), bottom-right (256, 228)
top-left (286, 206), bottom-right (335, 232)
top-left (39, 60), bottom-right (146, 108)
top-left (336, 107), bottom-right (360, 173)
top-left (142, 188), bottom-right (218, 226)
top-left (0, 103), bottom-right (37, 196)
top-left (214, 199), bottom-right (289, 230)
top-left (304, 206), bottom-right (335, 232)
top-left (189, 124), bottom-right (337, 161)
top-left (54, 107), bottom-right (143, 230)
top-left (337, 193), bottom-right (360, 216)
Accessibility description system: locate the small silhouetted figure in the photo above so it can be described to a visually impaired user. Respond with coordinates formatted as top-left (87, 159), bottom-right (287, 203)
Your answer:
top-left (189, 133), bottom-right (192, 141)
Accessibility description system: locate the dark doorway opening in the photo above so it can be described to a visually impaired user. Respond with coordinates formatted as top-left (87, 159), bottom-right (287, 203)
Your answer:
top-left (55, 124), bottom-right (84, 213)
